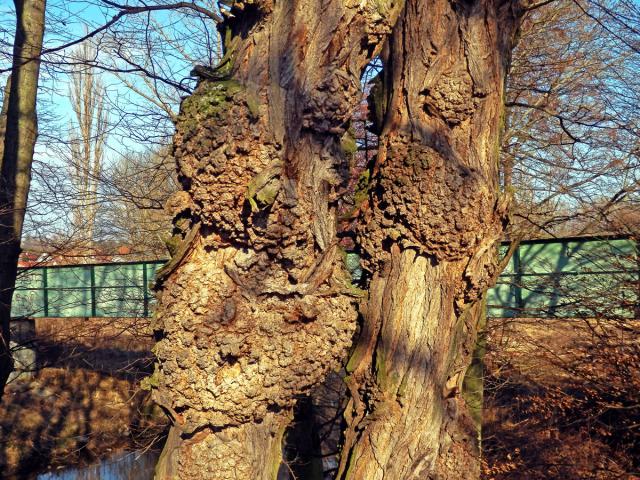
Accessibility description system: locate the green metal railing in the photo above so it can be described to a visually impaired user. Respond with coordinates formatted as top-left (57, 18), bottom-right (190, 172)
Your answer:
top-left (11, 261), bottom-right (165, 319)
top-left (10, 236), bottom-right (639, 319)
top-left (486, 236), bottom-right (639, 318)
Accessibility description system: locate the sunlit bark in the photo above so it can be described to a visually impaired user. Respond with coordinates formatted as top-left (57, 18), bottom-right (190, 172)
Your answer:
top-left (153, 0), bottom-right (523, 476)
top-left (339, 1), bottom-right (521, 476)
top-left (151, 1), bottom-right (403, 477)
top-left (0, 0), bottom-right (46, 400)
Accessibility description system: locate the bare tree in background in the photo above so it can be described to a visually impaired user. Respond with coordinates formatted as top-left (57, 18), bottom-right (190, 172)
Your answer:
top-left (8, 2), bottom-right (220, 259)
top-left (503, 0), bottom-right (640, 239)
top-left (481, 2), bottom-right (640, 476)
top-left (99, 146), bottom-right (176, 258)
top-left (67, 41), bottom-right (107, 251)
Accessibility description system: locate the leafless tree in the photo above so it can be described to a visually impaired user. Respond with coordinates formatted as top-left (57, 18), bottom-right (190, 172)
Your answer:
top-left (99, 146), bottom-right (176, 258)
top-left (0, 0), bottom-right (46, 401)
top-left (67, 41), bottom-right (108, 249)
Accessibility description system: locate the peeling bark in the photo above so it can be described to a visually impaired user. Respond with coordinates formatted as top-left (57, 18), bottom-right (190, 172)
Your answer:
top-left (340, 0), bottom-right (522, 477)
top-left (151, 1), bottom-right (404, 477)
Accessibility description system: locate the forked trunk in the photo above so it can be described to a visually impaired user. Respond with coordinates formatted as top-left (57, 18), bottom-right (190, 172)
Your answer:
top-left (151, 2), bottom-right (403, 477)
top-left (339, 0), bottom-right (521, 477)
top-left (153, 0), bottom-right (522, 477)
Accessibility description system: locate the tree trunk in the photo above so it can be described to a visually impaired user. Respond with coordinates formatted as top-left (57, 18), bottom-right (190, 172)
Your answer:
top-left (151, 2), bottom-right (403, 477)
top-left (153, 0), bottom-right (523, 476)
top-left (0, 0), bottom-right (46, 400)
top-left (339, 0), bottom-right (521, 477)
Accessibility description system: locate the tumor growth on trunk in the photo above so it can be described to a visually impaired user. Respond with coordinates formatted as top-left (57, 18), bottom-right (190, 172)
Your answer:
top-left (148, 0), bottom-right (523, 478)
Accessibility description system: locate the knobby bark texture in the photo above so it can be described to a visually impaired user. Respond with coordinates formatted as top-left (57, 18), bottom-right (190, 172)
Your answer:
top-left (151, 1), bottom-right (404, 478)
top-left (339, 0), bottom-right (522, 478)
top-left (0, 0), bottom-right (46, 401)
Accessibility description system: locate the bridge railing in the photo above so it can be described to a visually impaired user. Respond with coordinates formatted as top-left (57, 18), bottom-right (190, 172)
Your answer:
top-left (11, 236), bottom-right (640, 319)
top-left (11, 261), bottom-right (165, 319)
top-left (487, 236), bottom-right (639, 318)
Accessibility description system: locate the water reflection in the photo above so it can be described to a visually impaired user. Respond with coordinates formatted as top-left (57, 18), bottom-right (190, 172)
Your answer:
top-left (36, 451), bottom-right (158, 480)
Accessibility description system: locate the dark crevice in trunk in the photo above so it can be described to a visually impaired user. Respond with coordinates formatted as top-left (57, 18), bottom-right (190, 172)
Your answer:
top-left (282, 396), bottom-right (325, 479)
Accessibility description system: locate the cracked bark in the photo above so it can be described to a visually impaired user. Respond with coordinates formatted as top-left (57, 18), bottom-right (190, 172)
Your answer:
top-left (151, 1), bottom-right (403, 478)
top-left (340, 0), bottom-right (522, 478)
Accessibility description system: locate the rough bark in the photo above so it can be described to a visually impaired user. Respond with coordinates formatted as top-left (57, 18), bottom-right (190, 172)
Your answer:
top-left (151, 2), bottom-right (404, 477)
top-left (339, 0), bottom-right (522, 477)
top-left (0, 76), bottom-right (11, 169)
top-left (0, 0), bottom-right (46, 400)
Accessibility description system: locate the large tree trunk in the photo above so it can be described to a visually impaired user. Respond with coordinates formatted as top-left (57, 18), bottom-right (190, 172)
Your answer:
top-left (0, 0), bottom-right (46, 400)
top-left (153, 0), bottom-right (523, 477)
top-left (339, 0), bottom-right (521, 477)
top-left (151, 2), bottom-right (403, 477)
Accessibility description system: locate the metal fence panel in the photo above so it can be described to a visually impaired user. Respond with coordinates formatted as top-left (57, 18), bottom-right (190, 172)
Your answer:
top-left (11, 260), bottom-right (165, 319)
top-left (94, 264), bottom-right (145, 317)
top-left (10, 238), bottom-right (639, 319)
top-left (487, 237), bottom-right (639, 318)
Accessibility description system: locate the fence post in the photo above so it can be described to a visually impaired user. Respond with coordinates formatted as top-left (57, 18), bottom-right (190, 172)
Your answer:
top-left (513, 247), bottom-right (524, 315)
top-left (42, 266), bottom-right (49, 318)
top-left (90, 265), bottom-right (97, 318)
top-left (142, 262), bottom-right (149, 318)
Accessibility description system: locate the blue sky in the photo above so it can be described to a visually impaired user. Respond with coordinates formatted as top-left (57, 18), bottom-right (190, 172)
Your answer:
top-left (2, 0), bottom-right (221, 157)
top-left (0, 0), bottom-right (221, 239)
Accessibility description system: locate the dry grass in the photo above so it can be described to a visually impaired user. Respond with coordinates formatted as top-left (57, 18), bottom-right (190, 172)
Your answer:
top-left (483, 317), bottom-right (640, 479)
top-left (0, 318), bottom-right (167, 477)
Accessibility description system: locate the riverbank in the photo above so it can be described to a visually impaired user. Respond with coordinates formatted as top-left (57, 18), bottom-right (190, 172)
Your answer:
top-left (483, 317), bottom-right (640, 479)
top-left (1, 367), bottom-right (166, 477)
top-left (0, 317), bottom-right (167, 478)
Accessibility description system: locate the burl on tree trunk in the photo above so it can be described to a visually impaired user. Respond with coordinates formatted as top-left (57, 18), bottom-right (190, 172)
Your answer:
top-left (151, 1), bottom-right (403, 478)
top-left (151, 0), bottom-right (521, 478)
top-left (340, 0), bottom-right (520, 478)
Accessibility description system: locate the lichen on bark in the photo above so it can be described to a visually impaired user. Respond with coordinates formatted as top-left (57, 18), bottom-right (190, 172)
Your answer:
top-left (151, 1), bottom-right (405, 477)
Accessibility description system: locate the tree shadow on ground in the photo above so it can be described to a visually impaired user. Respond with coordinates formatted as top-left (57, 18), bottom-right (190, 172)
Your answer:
top-left (0, 318), bottom-right (167, 478)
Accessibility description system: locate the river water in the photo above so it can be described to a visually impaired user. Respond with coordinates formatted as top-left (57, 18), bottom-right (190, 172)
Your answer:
top-left (34, 451), bottom-right (159, 480)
